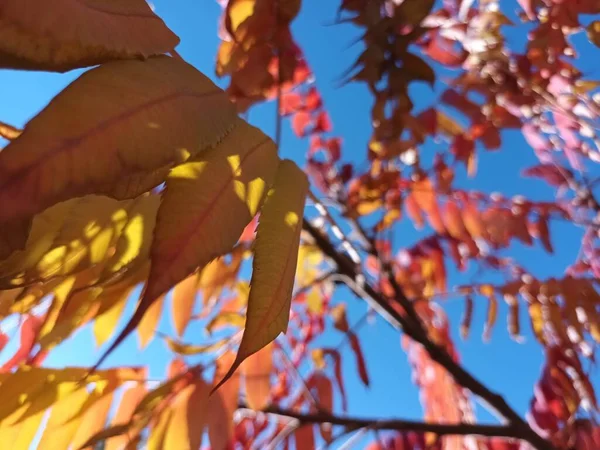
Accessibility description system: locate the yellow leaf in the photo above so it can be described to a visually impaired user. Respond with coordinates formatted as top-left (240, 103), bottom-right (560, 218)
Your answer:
top-left (137, 293), bottom-right (165, 349)
top-left (171, 274), bottom-right (199, 337)
top-left (0, 120), bottom-right (21, 140)
top-left (8, 409), bottom-right (45, 450)
top-left (71, 392), bottom-right (113, 450)
top-left (37, 285), bottom-right (103, 350)
top-left (164, 380), bottom-right (210, 450)
top-left (148, 118), bottom-right (279, 305)
top-left (95, 119), bottom-right (279, 367)
top-left (0, 56), bottom-right (237, 224)
top-left (36, 389), bottom-right (89, 450)
top-left (37, 276), bottom-right (77, 339)
top-left (101, 194), bottom-right (161, 277)
top-left (0, 195), bottom-right (132, 287)
top-left (0, 0), bottom-right (179, 72)
top-left (207, 311), bottom-right (246, 334)
top-left (93, 285), bottom-right (136, 347)
top-left (165, 337), bottom-right (228, 356)
top-left (147, 408), bottom-right (173, 450)
top-left (215, 160), bottom-right (307, 390)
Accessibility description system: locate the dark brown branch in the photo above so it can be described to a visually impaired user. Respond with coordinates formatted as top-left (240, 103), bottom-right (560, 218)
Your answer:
top-left (302, 219), bottom-right (557, 450)
top-left (238, 404), bottom-right (526, 441)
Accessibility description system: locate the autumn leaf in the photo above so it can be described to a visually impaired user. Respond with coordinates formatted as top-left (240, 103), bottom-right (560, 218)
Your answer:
top-left (171, 274), bottom-right (199, 337)
top-left (70, 390), bottom-right (114, 450)
top-left (242, 343), bottom-right (273, 410)
top-left (164, 380), bottom-right (210, 450)
top-left (105, 384), bottom-right (148, 450)
top-left (0, 0), bottom-right (179, 72)
top-left (94, 118), bottom-right (280, 368)
top-left (0, 55), bottom-right (238, 224)
top-left (214, 160), bottom-right (308, 391)
top-left (137, 294), bottom-right (166, 349)
top-left (587, 21), bottom-right (600, 48)
top-left (0, 120), bottom-right (21, 140)
top-left (208, 351), bottom-right (240, 450)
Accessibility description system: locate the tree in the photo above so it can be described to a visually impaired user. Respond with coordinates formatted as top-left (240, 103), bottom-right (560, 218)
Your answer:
top-left (0, 0), bottom-right (598, 449)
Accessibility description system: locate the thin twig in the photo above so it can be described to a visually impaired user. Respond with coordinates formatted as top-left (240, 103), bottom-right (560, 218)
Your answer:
top-left (237, 405), bottom-right (529, 441)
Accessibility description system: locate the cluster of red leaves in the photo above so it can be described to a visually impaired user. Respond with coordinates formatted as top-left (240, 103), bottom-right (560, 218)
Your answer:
top-left (215, 0), bottom-right (307, 111)
top-left (402, 305), bottom-right (474, 450)
top-left (214, 0), bottom-right (600, 448)
top-left (527, 346), bottom-right (598, 449)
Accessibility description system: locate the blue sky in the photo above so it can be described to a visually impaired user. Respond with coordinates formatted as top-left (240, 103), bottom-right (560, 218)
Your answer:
top-left (0, 1), bottom-right (598, 448)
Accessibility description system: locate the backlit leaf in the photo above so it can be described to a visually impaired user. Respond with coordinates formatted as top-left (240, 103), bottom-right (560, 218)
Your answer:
top-left (137, 294), bottom-right (166, 349)
top-left (215, 160), bottom-right (308, 390)
top-left (36, 389), bottom-right (88, 450)
top-left (241, 343), bottom-right (273, 410)
top-left (208, 351), bottom-right (240, 450)
top-left (171, 274), bottom-right (199, 337)
top-left (164, 380), bottom-right (210, 450)
top-left (93, 284), bottom-right (136, 347)
top-left (0, 0), bottom-right (179, 71)
top-left (0, 56), bottom-right (237, 224)
top-left (105, 384), bottom-right (148, 450)
top-left (97, 118), bottom-right (279, 366)
top-left (71, 391), bottom-right (114, 450)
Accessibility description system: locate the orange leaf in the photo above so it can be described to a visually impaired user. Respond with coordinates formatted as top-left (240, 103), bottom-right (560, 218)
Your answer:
top-left (241, 343), bottom-right (273, 410)
top-left (164, 380), bottom-right (210, 450)
top-left (171, 274), bottom-right (199, 337)
top-left (331, 304), bottom-right (350, 333)
top-left (209, 351), bottom-right (240, 450)
top-left (0, 0), bottom-right (179, 71)
top-left (105, 384), bottom-right (148, 450)
top-left (0, 56), bottom-right (237, 224)
top-left (411, 177), bottom-right (445, 233)
top-left (480, 285), bottom-right (498, 341)
top-left (461, 197), bottom-right (486, 239)
top-left (71, 391), bottom-right (115, 450)
top-left (137, 293), bottom-right (166, 349)
top-left (95, 118), bottom-right (279, 368)
top-left (442, 199), bottom-right (468, 240)
top-left (405, 194), bottom-right (424, 229)
top-left (214, 160), bottom-right (307, 391)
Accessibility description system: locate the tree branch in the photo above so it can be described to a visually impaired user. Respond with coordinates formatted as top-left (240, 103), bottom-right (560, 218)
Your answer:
top-left (302, 219), bottom-right (557, 450)
top-left (237, 404), bottom-right (527, 441)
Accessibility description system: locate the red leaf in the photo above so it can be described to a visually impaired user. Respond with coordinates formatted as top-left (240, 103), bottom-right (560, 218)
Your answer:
top-left (292, 111), bottom-right (312, 136)
top-left (305, 87), bottom-right (323, 111)
top-left (295, 425), bottom-right (315, 450)
top-left (1, 314), bottom-right (42, 372)
top-left (312, 110), bottom-right (332, 134)
top-left (349, 333), bottom-right (370, 386)
top-left (522, 164), bottom-right (572, 188)
top-left (323, 349), bottom-right (347, 411)
top-left (281, 92), bottom-right (302, 115)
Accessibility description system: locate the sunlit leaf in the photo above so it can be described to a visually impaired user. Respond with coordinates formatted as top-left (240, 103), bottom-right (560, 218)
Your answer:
top-left (0, 0), bottom-right (179, 71)
top-left (0, 56), bottom-right (237, 224)
top-left (215, 160), bottom-right (308, 390)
